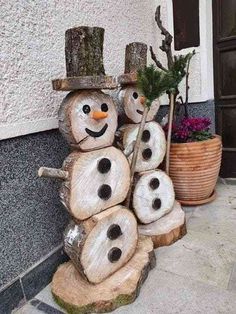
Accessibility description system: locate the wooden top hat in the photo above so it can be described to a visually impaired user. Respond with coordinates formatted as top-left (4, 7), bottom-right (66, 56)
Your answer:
top-left (52, 26), bottom-right (117, 91)
top-left (118, 42), bottom-right (147, 86)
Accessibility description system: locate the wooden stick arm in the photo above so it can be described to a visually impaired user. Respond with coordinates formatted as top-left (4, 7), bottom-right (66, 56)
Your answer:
top-left (38, 167), bottom-right (69, 180)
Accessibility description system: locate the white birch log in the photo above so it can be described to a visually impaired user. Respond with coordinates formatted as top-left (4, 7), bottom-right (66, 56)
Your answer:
top-left (133, 170), bottom-right (175, 224)
top-left (60, 146), bottom-right (130, 220)
top-left (58, 90), bottom-right (118, 151)
top-left (64, 205), bottom-right (138, 284)
top-left (52, 236), bottom-right (155, 314)
top-left (138, 201), bottom-right (186, 248)
top-left (122, 121), bottom-right (166, 172)
top-left (119, 86), bottom-right (160, 124)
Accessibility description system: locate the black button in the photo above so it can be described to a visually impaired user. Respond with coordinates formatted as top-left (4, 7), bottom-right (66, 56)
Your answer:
top-left (82, 105), bottom-right (91, 114)
top-left (149, 178), bottom-right (160, 190)
top-left (98, 184), bottom-right (112, 200)
top-left (101, 103), bottom-right (108, 112)
top-left (97, 158), bottom-right (111, 174)
top-left (141, 130), bottom-right (151, 142)
top-left (132, 92), bottom-right (138, 99)
top-left (107, 224), bottom-right (122, 240)
top-left (108, 247), bottom-right (122, 263)
top-left (152, 198), bottom-right (161, 210)
top-left (142, 148), bottom-right (152, 160)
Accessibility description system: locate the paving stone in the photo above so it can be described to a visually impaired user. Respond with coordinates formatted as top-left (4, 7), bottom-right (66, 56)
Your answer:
top-left (114, 269), bottom-right (236, 314)
top-left (155, 230), bottom-right (236, 289)
top-left (35, 285), bottom-right (65, 313)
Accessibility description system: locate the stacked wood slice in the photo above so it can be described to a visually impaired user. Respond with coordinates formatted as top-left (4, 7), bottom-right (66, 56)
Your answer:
top-left (38, 28), bottom-right (155, 313)
top-left (118, 42), bottom-right (187, 249)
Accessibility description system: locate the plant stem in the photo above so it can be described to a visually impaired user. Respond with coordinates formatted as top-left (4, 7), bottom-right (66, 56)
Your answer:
top-left (125, 105), bottom-right (149, 208)
top-left (165, 93), bottom-right (175, 175)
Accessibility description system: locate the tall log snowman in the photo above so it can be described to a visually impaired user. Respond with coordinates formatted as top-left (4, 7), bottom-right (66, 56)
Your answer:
top-left (118, 42), bottom-right (186, 248)
top-left (38, 27), bottom-right (155, 313)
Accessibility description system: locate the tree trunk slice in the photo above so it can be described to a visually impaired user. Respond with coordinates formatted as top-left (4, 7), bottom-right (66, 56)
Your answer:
top-left (132, 170), bottom-right (175, 224)
top-left (52, 76), bottom-right (117, 91)
top-left (60, 147), bottom-right (131, 220)
top-left (52, 236), bottom-right (156, 314)
top-left (64, 205), bottom-right (138, 284)
top-left (58, 90), bottom-right (118, 151)
top-left (122, 122), bottom-right (166, 173)
top-left (138, 201), bottom-right (186, 249)
top-left (65, 26), bottom-right (105, 77)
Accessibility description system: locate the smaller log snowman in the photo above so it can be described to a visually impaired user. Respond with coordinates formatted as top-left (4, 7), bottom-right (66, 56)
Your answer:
top-left (38, 28), bottom-right (155, 313)
top-left (118, 42), bottom-right (186, 248)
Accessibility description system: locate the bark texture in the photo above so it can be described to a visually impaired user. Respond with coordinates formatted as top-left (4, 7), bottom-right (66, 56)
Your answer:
top-left (125, 42), bottom-right (147, 74)
top-left (65, 26), bottom-right (105, 77)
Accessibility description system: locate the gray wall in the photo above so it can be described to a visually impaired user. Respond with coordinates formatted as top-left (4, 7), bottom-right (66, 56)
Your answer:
top-left (0, 130), bottom-right (70, 289)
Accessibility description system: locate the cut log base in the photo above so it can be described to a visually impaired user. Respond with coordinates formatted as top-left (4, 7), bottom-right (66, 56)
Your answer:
top-left (52, 236), bottom-right (155, 314)
top-left (138, 201), bottom-right (187, 249)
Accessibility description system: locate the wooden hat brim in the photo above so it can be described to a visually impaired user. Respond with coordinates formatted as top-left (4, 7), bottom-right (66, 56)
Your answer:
top-left (117, 72), bottom-right (138, 86)
top-left (52, 75), bottom-right (118, 91)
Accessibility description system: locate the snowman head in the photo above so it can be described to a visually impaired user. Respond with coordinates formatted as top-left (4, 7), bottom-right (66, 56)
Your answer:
top-left (119, 86), bottom-right (160, 123)
top-left (59, 90), bottom-right (118, 151)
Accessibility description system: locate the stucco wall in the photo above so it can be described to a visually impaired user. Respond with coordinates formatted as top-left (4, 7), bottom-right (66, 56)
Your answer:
top-left (1, 0), bottom-right (158, 140)
top-left (1, 0), bottom-right (214, 140)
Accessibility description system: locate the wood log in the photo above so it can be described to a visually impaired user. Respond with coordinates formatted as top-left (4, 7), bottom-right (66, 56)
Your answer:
top-left (52, 76), bottom-right (117, 91)
top-left (119, 86), bottom-right (160, 123)
top-left (58, 90), bottom-right (117, 151)
top-left (38, 167), bottom-right (68, 180)
top-left (122, 121), bottom-right (166, 172)
top-left (133, 170), bottom-right (175, 224)
top-left (65, 26), bottom-right (105, 77)
top-left (64, 205), bottom-right (138, 284)
top-left (52, 236), bottom-right (156, 313)
top-left (60, 146), bottom-right (130, 220)
top-left (125, 42), bottom-right (147, 74)
top-left (138, 201), bottom-right (186, 249)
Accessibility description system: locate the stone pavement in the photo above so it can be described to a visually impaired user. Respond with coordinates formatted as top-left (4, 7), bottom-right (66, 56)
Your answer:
top-left (15, 181), bottom-right (236, 314)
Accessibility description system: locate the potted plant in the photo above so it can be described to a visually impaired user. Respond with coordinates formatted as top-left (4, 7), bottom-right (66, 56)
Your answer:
top-left (163, 118), bottom-right (222, 205)
top-left (150, 5), bottom-right (222, 205)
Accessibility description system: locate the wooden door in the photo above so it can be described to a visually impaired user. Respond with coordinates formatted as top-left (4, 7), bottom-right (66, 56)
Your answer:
top-left (213, 0), bottom-right (236, 177)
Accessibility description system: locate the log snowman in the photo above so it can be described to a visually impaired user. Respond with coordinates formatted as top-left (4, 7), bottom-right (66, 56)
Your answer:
top-left (118, 42), bottom-right (186, 248)
top-left (38, 27), bottom-right (155, 313)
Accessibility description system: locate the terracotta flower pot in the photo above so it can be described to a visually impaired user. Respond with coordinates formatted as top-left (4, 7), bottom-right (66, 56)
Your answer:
top-left (169, 135), bottom-right (222, 205)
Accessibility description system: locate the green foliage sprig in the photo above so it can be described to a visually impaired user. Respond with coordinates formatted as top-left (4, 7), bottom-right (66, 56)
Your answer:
top-left (137, 64), bottom-right (174, 108)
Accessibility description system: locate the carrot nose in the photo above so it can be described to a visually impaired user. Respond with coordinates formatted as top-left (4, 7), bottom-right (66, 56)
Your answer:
top-left (91, 111), bottom-right (108, 120)
top-left (140, 96), bottom-right (146, 105)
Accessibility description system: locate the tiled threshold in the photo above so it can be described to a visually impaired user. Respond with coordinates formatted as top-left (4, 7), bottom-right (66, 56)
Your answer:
top-left (0, 245), bottom-right (68, 314)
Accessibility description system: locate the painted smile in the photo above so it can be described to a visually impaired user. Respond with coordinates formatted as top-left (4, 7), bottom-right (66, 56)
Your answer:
top-left (137, 109), bottom-right (144, 115)
top-left (85, 123), bottom-right (108, 138)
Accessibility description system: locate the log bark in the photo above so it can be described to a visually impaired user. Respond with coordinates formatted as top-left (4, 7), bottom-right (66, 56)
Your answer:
top-left (58, 90), bottom-right (118, 151)
top-left (65, 26), bottom-right (105, 77)
top-left (132, 170), bottom-right (175, 224)
top-left (64, 205), bottom-right (138, 284)
top-left (119, 86), bottom-right (160, 124)
top-left (122, 121), bottom-right (166, 172)
top-left (52, 236), bottom-right (156, 314)
top-left (59, 147), bottom-right (130, 220)
top-left (125, 42), bottom-right (147, 74)
top-left (138, 201), bottom-right (186, 248)
top-left (52, 76), bottom-right (117, 91)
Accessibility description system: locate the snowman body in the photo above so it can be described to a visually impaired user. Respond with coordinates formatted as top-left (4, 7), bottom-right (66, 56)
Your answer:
top-left (119, 84), bottom-right (175, 225)
top-left (58, 88), bottom-right (139, 284)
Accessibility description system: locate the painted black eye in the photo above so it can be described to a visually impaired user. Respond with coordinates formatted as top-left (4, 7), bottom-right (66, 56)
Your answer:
top-left (149, 178), bottom-right (160, 190)
top-left (101, 103), bottom-right (108, 112)
top-left (133, 92), bottom-right (138, 99)
top-left (82, 105), bottom-right (91, 114)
